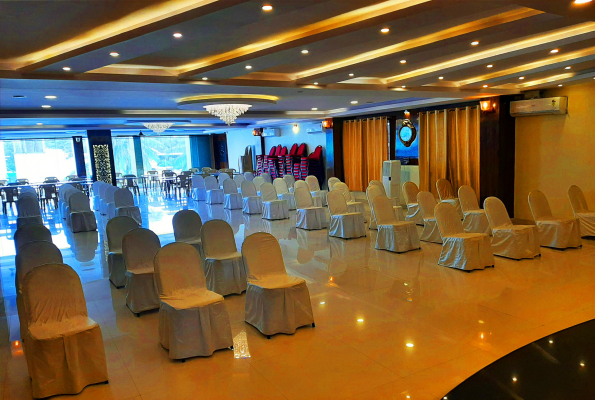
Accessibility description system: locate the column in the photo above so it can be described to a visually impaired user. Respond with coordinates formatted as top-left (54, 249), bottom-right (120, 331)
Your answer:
top-left (87, 130), bottom-right (116, 185)
top-left (133, 136), bottom-right (144, 176)
top-left (326, 118), bottom-right (344, 182)
top-left (72, 136), bottom-right (87, 178)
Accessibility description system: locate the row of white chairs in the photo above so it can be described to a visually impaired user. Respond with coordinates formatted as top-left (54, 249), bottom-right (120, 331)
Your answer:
top-left (92, 181), bottom-right (142, 225)
top-left (59, 184), bottom-right (96, 233)
top-left (15, 186), bottom-right (43, 229)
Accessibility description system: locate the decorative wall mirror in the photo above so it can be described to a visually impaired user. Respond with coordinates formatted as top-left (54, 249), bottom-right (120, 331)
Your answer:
top-left (398, 119), bottom-right (417, 147)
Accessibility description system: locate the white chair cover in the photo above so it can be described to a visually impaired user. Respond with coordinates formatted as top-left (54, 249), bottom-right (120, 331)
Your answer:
top-left (201, 220), bottom-right (247, 296)
top-left (98, 183), bottom-right (110, 216)
top-left (435, 203), bottom-right (494, 271)
top-left (366, 183), bottom-right (384, 230)
top-left (261, 172), bottom-right (272, 183)
top-left (191, 175), bottom-right (206, 201)
top-left (273, 178), bottom-right (296, 210)
top-left (241, 232), bottom-right (314, 336)
top-left (14, 224), bottom-right (52, 252)
top-left (233, 174), bottom-right (246, 189)
top-left (373, 196), bottom-right (420, 252)
top-left (154, 243), bottom-right (233, 359)
top-left (223, 179), bottom-right (242, 210)
top-left (568, 185), bottom-right (595, 237)
top-left (327, 190), bottom-right (366, 239)
top-left (459, 185), bottom-right (491, 235)
top-left (173, 209), bottom-right (203, 257)
top-left (328, 177), bottom-right (341, 191)
top-left (261, 182), bottom-right (289, 220)
top-left (296, 180), bottom-right (322, 207)
top-left (16, 196), bottom-right (43, 228)
top-left (436, 179), bottom-right (463, 218)
top-left (218, 172), bottom-right (231, 188)
top-left (106, 216), bottom-right (139, 288)
top-left (484, 197), bottom-right (540, 259)
top-left (283, 174), bottom-right (296, 193)
top-left (114, 188), bottom-right (142, 225)
top-left (417, 191), bottom-right (442, 243)
top-left (15, 241), bottom-right (63, 340)
top-left (295, 187), bottom-right (327, 230)
top-left (306, 175), bottom-right (328, 206)
top-left (241, 180), bottom-right (263, 214)
top-left (92, 181), bottom-right (102, 211)
top-left (528, 190), bottom-right (582, 249)
top-left (68, 192), bottom-right (98, 232)
top-left (253, 176), bottom-right (265, 194)
top-left (403, 181), bottom-right (424, 225)
top-left (103, 185), bottom-right (118, 218)
top-left (244, 172), bottom-right (255, 181)
top-left (205, 176), bottom-right (224, 204)
top-left (333, 182), bottom-right (366, 222)
top-left (21, 264), bottom-right (107, 398)
top-left (122, 228), bottom-right (161, 314)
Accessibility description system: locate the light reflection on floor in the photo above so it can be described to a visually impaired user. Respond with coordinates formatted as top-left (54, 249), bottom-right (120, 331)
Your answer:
top-left (1, 191), bottom-right (595, 399)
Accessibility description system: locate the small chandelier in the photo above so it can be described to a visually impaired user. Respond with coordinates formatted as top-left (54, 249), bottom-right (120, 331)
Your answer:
top-left (142, 122), bottom-right (174, 134)
top-left (204, 104), bottom-right (251, 125)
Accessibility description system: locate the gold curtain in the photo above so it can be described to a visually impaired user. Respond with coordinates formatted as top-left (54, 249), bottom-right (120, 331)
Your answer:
top-left (419, 107), bottom-right (480, 199)
top-left (342, 117), bottom-right (388, 192)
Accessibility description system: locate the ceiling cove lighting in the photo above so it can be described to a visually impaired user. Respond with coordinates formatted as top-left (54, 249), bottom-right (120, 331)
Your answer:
top-left (380, 28), bottom-right (390, 33)
top-left (62, 66), bottom-right (71, 71)
top-left (45, 95), bottom-right (57, 99)
top-left (471, 41), bottom-right (480, 46)
top-left (262, 4), bottom-right (273, 11)
top-left (110, 52), bottom-right (119, 57)
top-left (41, 105), bottom-right (51, 108)
top-left (173, 32), bottom-right (183, 38)
top-left (574, 0), bottom-right (592, 4)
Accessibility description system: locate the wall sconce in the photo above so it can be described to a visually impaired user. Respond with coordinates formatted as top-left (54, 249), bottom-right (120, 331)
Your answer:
top-left (252, 128), bottom-right (262, 136)
top-left (292, 124), bottom-right (299, 134)
top-left (480, 100), bottom-right (496, 112)
top-left (322, 119), bottom-right (333, 129)
top-left (404, 110), bottom-right (411, 119)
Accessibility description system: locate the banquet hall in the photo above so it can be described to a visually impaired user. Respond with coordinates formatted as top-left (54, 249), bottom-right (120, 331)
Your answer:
top-left (1, 1), bottom-right (595, 399)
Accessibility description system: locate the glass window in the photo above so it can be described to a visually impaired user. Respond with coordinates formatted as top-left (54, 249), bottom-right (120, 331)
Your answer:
top-left (112, 137), bottom-right (137, 176)
top-left (141, 136), bottom-right (191, 174)
top-left (82, 138), bottom-right (92, 179)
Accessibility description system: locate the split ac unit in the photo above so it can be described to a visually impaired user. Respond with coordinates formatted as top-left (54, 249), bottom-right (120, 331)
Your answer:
top-left (306, 123), bottom-right (324, 134)
top-left (261, 128), bottom-right (280, 137)
top-left (510, 97), bottom-right (568, 117)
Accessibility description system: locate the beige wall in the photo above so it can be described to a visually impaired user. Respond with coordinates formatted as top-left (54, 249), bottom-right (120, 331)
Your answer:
top-left (515, 80), bottom-right (595, 220)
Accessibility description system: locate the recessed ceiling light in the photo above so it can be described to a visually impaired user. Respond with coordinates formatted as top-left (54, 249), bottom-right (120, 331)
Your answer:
top-left (519, 77), bottom-right (525, 80)
top-left (357, 318), bottom-right (364, 322)
top-left (319, 301), bottom-right (325, 305)
top-left (41, 105), bottom-right (51, 108)
top-left (62, 66), bottom-right (71, 71)
top-left (351, 101), bottom-right (358, 104)
top-left (558, 84), bottom-right (563, 86)
top-left (512, 377), bottom-right (518, 382)
top-left (45, 95), bottom-right (57, 99)
top-left (487, 64), bottom-right (493, 68)
top-left (380, 28), bottom-right (390, 33)
top-left (483, 85), bottom-right (488, 88)
top-left (311, 107), bottom-right (318, 111)
top-left (301, 49), bottom-right (309, 54)
top-left (202, 77), bottom-right (208, 80)
top-left (406, 343), bottom-right (414, 348)
top-left (173, 32), bottom-right (182, 38)
top-left (313, 82), bottom-right (318, 85)
top-left (565, 66), bottom-right (572, 70)
top-left (349, 73), bottom-right (354, 77)
top-left (471, 41), bottom-right (479, 46)
top-left (574, 0), bottom-right (592, 4)
top-left (110, 52), bottom-right (119, 57)
top-left (439, 76), bottom-right (444, 80)
top-left (400, 59), bottom-right (407, 64)
top-left (245, 65), bottom-right (252, 70)
top-left (550, 49), bottom-right (559, 54)
top-left (580, 362), bottom-right (586, 367)
top-left (401, 85), bottom-right (406, 88)
top-left (36, 123), bottom-right (43, 125)
top-left (262, 4), bottom-right (273, 11)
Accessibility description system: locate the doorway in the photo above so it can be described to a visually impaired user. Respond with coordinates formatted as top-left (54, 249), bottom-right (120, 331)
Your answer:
top-left (212, 133), bottom-right (229, 169)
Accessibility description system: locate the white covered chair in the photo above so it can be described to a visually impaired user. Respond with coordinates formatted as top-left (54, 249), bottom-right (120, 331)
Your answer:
top-left (283, 174), bottom-right (296, 193)
top-left (366, 183), bottom-right (384, 230)
top-left (191, 175), bottom-right (206, 201)
top-left (21, 264), bottom-right (107, 398)
top-left (218, 172), bottom-right (231, 188)
top-left (114, 188), bottom-right (142, 225)
top-left (253, 176), bottom-right (265, 195)
top-left (568, 185), bottom-right (595, 237)
top-left (233, 174), bottom-right (245, 191)
top-left (403, 181), bottom-right (423, 225)
top-left (154, 243), bottom-right (233, 359)
top-left (223, 178), bottom-right (242, 210)
top-left (528, 190), bottom-right (582, 249)
top-left (173, 209), bottom-right (203, 257)
top-left (306, 175), bottom-right (328, 206)
top-left (373, 195), bottom-right (420, 252)
top-left (244, 172), bottom-right (255, 181)
top-left (273, 178), bottom-right (296, 210)
top-left (16, 196), bottom-right (43, 229)
top-left (106, 216), bottom-right (140, 288)
top-left (417, 191), bottom-right (442, 243)
top-left (205, 176), bottom-right (224, 204)
top-left (98, 183), bottom-right (110, 216)
top-left (435, 202), bottom-right (494, 271)
top-left (241, 180), bottom-right (263, 214)
top-left (103, 185), bottom-right (118, 218)
top-left (122, 228), bottom-right (161, 315)
top-left (68, 192), bottom-right (98, 233)
top-left (261, 172), bottom-right (273, 184)
top-left (333, 182), bottom-right (366, 222)
top-left (436, 179), bottom-right (463, 218)
top-left (295, 187), bottom-right (327, 230)
top-left (201, 220), bottom-right (247, 296)
top-left (241, 232), bottom-right (314, 337)
top-left (92, 181), bottom-right (103, 211)
top-left (296, 180), bottom-right (322, 207)
top-left (459, 185), bottom-right (490, 235)
top-left (261, 182), bottom-right (289, 220)
top-left (14, 224), bottom-right (52, 252)
top-left (484, 197), bottom-right (540, 259)
top-left (327, 190), bottom-right (366, 239)
top-left (328, 177), bottom-right (341, 191)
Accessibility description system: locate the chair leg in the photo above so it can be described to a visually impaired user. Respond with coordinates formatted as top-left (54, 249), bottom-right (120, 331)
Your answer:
top-left (312, 322), bottom-right (316, 328)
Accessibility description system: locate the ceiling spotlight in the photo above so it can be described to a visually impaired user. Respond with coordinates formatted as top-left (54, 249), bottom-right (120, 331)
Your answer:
top-left (36, 123), bottom-right (43, 125)
top-left (262, 4), bottom-right (273, 11)
top-left (574, 0), bottom-right (592, 4)
top-left (45, 95), bottom-right (57, 99)
top-left (406, 343), bottom-right (414, 348)
top-left (519, 77), bottom-right (525, 80)
top-left (202, 77), bottom-right (208, 80)
top-left (41, 105), bottom-right (51, 108)
top-left (401, 85), bottom-right (406, 88)
top-left (311, 107), bottom-right (318, 111)
top-left (580, 362), bottom-right (586, 367)
top-left (319, 301), bottom-right (325, 305)
top-left (357, 318), bottom-right (364, 322)
top-left (512, 377), bottom-right (518, 382)
top-left (483, 85), bottom-right (488, 88)
top-left (550, 49), bottom-right (559, 54)
top-left (110, 52), bottom-right (119, 57)
top-left (313, 82), bottom-right (318, 85)
top-left (380, 28), bottom-right (390, 33)
top-left (351, 100), bottom-right (358, 104)
top-left (400, 59), bottom-right (407, 64)
top-left (471, 41), bottom-right (479, 46)
top-left (565, 66), bottom-right (572, 69)
top-left (349, 73), bottom-right (354, 77)
top-left (301, 49), bottom-right (309, 54)
top-left (558, 84), bottom-right (563, 87)
top-left (245, 65), bottom-right (252, 69)
top-left (62, 66), bottom-right (71, 71)
top-left (487, 64), bottom-right (493, 68)
top-left (439, 76), bottom-right (444, 80)
top-left (173, 32), bottom-right (183, 38)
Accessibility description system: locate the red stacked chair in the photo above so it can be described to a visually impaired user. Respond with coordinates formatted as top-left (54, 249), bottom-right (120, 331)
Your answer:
top-left (286, 144), bottom-right (297, 175)
top-left (307, 145), bottom-right (324, 185)
top-left (278, 146), bottom-right (288, 176)
top-left (292, 143), bottom-right (307, 179)
top-left (256, 155), bottom-right (264, 175)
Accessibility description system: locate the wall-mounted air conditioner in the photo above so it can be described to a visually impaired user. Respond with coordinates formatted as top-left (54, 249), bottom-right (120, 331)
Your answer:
top-left (261, 128), bottom-right (280, 137)
top-left (307, 123), bottom-right (324, 134)
top-left (510, 97), bottom-right (568, 117)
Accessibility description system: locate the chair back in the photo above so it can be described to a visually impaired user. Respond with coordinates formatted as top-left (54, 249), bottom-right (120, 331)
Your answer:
top-left (172, 209), bottom-right (202, 243)
top-left (233, 174), bottom-right (245, 188)
top-left (15, 225), bottom-right (52, 251)
top-left (222, 178), bottom-right (238, 194)
top-left (154, 243), bottom-right (207, 298)
top-left (436, 179), bottom-right (456, 201)
top-left (114, 188), bottom-right (135, 208)
top-left (16, 178), bottom-right (29, 185)
top-left (294, 180), bottom-right (309, 191)
top-left (327, 190), bottom-right (348, 216)
top-left (294, 187), bottom-right (314, 209)
top-left (568, 185), bottom-right (589, 214)
top-left (69, 192), bottom-right (92, 212)
top-left (44, 177), bottom-right (59, 183)
top-left (244, 172), bottom-right (254, 181)
top-left (373, 196), bottom-right (397, 225)
top-left (402, 181), bottom-right (419, 205)
top-left (528, 190), bottom-right (553, 221)
top-left (22, 264), bottom-right (87, 326)
top-left (218, 172), bottom-right (231, 188)
top-left (241, 232), bottom-right (286, 281)
top-left (273, 178), bottom-right (289, 195)
top-left (16, 196), bottom-right (41, 218)
top-left (106, 216), bottom-right (139, 253)
top-left (289, 143), bottom-right (298, 156)
top-left (283, 174), bottom-right (296, 190)
top-left (366, 183), bottom-right (384, 214)
top-left (417, 191), bottom-right (437, 218)
top-left (92, 181), bottom-right (103, 196)
top-left (191, 174), bottom-right (205, 189)
top-left (458, 185), bottom-right (480, 212)
top-left (241, 180), bottom-right (258, 198)
top-left (16, 241), bottom-right (63, 287)
top-left (484, 197), bottom-right (512, 229)
top-left (306, 175), bottom-right (321, 191)
top-left (261, 172), bottom-right (272, 183)
top-left (328, 177), bottom-right (341, 191)
top-left (333, 182), bottom-right (352, 203)
top-left (435, 202), bottom-right (465, 237)
top-left (123, 228), bottom-right (161, 273)
top-left (253, 176), bottom-right (265, 192)
top-left (204, 176), bottom-right (219, 190)
top-left (105, 186), bottom-right (118, 203)
top-left (296, 143), bottom-right (307, 157)
top-left (201, 220), bottom-right (238, 259)
top-left (99, 183), bottom-right (110, 200)
top-left (260, 182), bottom-right (278, 202)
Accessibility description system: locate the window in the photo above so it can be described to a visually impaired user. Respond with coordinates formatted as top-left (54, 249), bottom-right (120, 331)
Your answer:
top-left (82, 138), bottom-right (92, 179)
top-left (141, 136), bottom-right (191, 174)
top-left (112, 137), bottom-right (137, 176)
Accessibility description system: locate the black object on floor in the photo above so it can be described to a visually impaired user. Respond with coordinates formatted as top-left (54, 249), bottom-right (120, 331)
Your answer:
top-left (443, 319), bottom-right (595, 400)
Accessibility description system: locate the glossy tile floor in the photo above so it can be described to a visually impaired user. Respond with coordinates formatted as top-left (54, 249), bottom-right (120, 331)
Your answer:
top-left (1, 191), bottom-right (595, 400)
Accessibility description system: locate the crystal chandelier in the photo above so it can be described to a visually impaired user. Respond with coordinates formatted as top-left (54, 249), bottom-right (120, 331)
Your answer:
top-left (204, 104), bottom-right (251, 125)
top-left (142, 122), bottom-right (174, 134)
